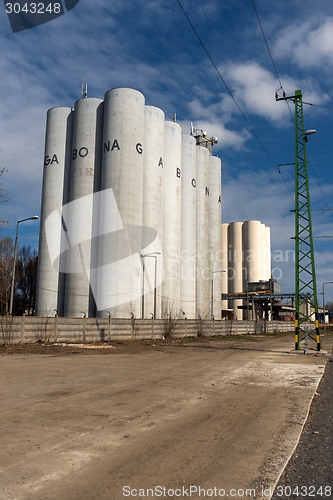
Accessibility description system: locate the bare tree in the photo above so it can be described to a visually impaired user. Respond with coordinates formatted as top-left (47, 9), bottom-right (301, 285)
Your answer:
top-left (15, 245), bottom-right (37, 315)
top-left (0, 237), bottom-right (14, 315)
top-left (162, 302), bottom-right (183, 339)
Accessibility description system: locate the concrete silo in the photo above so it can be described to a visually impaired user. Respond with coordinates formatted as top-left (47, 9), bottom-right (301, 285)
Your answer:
top-left (180, 134), bottom-right (197, 318)
top-left (162, 121), bottom-right (182, 317)
top-left (196, 146), bottom-right (210, 318)
top-left (228, 221), bottom-right (243, 320)
top-left (209, 155), bottom-right (222, 319)
top-left (142, 105), bottom-right (165, 318)
top-left (262, 224), bottom-right (271, 281)
top-left (221, 222), bottom-right (229, 313)
top-left (242, 220), bottom-right (263, 284)
top-left (64, 97), bottom-right (103, 318)
top-left (36, 107), bottom-right (73, 316)
top-left (97, 88), bottom-right (145, 318)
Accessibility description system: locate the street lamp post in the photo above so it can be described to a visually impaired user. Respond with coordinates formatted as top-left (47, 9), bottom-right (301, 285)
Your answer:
top-left (140, 252), bottom-right (161, 319)
top-left (322, 282), bottom-right (333, 331)
top-left (211, 270), bottom-right (226, 320)
top-left (9, 215), bottom-right (38, 315)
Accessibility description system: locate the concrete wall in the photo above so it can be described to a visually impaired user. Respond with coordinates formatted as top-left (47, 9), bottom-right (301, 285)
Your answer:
top-left (0, 316), bottom-right (295, 344)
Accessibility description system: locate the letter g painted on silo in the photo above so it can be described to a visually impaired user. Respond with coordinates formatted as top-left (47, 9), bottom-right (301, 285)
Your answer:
top-left (4, 0), bottom-right (81, 33)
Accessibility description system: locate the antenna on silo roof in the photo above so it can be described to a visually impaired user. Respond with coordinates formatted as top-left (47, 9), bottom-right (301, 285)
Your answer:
top-left (82, 83), bottom-right (88, 98)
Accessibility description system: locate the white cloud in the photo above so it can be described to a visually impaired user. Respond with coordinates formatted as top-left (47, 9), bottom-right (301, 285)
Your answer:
top-left (186, 99), bottom-right (251, 150)
top-left (274, 18), bottom-right (333, 70)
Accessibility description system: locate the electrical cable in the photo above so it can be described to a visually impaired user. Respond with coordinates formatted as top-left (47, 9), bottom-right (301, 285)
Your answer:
top-left (303, 102), bottom-right (333, 111)
top-left (250, 0), bottom-right (333, 272)
top-left (175, 0), bottom-right (294, 203)
top-left (251, 0), bottom-right (294, 123)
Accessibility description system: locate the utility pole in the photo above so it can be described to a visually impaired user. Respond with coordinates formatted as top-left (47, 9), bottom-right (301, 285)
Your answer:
top-left (276, 89), bottom-right (320, 351)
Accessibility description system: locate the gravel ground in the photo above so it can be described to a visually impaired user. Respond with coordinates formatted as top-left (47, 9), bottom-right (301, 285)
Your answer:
top-left (271, 353), bottom-right (333, 500)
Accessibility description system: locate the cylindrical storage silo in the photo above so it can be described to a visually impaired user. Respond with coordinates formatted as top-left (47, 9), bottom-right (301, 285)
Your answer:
top-left (196, 146), bottom-right (210, 319)
top-left (262, 224), bottom-right (271, 281)
top-left (96, 88), bottom-right (145, 318)
top-left (209, 155), bottom-right (222, 319)
top-left (35, 107), bottom-right (73, 317)
top-left (141, 105), bottom-right (165, 319)
top-left (221, 223), bottom-right (229, 314)
top-left (242, 220), bottom-right (262, 320)
top-left (228, 221), bottom-right (243, 320)
top-left (64, 97), bottom-right (104, 318)
top-left (242, 220), bottom-right (263, 283)
top-left (162, 121), bottom-right (182, 317)
top-left (180, 134), bottom-right (197, 319)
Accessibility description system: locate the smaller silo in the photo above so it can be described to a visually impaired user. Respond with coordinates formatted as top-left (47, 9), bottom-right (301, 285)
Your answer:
top-left (196, 146), bottom-right (210, 319)
top-left (64, 97), bottom-right (104, 318)
top-left (228, 221), bottom-right (243, 320)
top-left (209, 155), bottom-right (222, 319)
top-left (142, 105), bottom-right (165, 318)
top-left (162, 120), bottom-right (182, 317)
top-left (180, 134), bottom-right (197, 318)
top-left (36, 106), bottom-right (73, 317)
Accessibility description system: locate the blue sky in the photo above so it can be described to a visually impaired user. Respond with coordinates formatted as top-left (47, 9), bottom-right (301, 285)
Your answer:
top-left (0, 0), bottom-right (333, 298)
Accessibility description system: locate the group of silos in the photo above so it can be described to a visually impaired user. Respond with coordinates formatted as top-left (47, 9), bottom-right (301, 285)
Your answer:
top-left (221, 221), bottom-right (271, 320)
top-left (35, 87), bottom-right (222, 319)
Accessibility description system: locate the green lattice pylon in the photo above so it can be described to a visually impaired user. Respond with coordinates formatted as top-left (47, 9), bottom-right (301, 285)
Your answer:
top-left (276, 89), bottom-right (320, 351)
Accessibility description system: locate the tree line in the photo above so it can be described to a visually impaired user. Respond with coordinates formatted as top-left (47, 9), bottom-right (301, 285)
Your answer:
top-left (0, 237), bottom-right (37, 315)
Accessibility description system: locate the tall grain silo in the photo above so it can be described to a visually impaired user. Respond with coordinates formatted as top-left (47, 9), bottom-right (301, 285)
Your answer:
top-left (196, 146), bottom-right (210, 318)
top-left (180, 134), bottom-right (197, 318)
top-left (209, 155), bottom-right (222, 319)
top-left (142, 105), bottom-right (165, 318)
top-left (35, 107), bottom-right (73, 316)
top-left (228, 221), bottom-right (243, 320)
top-left (97, 88), bottom-right (145, 318)
top-left (221, 223), bottom-right (229, 313)
top-left (63, 97), bottom-right (103, 317)
top-left (162, 121), bottom-right (182, 317)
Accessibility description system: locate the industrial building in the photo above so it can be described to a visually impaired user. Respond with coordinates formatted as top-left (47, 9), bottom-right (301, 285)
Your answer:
top-left (222, 221), bottom-right (271, 320)
top-left (35, 87), bottom-right (271, 319)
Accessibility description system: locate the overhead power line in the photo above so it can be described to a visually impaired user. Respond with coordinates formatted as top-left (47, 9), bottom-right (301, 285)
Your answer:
top-left (251, 0), bottom-right (294, 124)
top-left (251, 0), bottom-right (333, 272)
top-left (175, 0), bottom-right (294, 202)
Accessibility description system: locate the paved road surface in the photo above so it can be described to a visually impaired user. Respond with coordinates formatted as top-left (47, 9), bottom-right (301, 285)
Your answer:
top-left (0, 332), bottom-right (331, 500)
top-left (271, 353), bottom-right (333, 500)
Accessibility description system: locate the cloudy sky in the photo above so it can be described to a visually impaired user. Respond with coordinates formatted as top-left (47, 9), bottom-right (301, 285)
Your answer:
top-left (0, 0), bottom-right (333, 297)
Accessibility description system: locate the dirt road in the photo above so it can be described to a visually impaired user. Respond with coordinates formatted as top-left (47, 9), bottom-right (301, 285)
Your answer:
top-left (0, 332), bottom-right (331, 500)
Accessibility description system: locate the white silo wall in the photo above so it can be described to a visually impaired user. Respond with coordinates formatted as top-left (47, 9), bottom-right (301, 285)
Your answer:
top-left (264, 225), bottom-right (271, 280)
top-left (64, 97), bottom-right (103, 318)
top-left (36, 107), bottom-right (73, 316)
top-left (97, 88), bottom-right (145, 318)
top-left (221, 223), bottom-right (229, 312)
top-left (243, 220), bottom-right (263, 284)
top-left (142, 106), bottom-right (165, 318)
top-left (209, 155), bottom-right (222, 319)
top-left (228, 221), bottom-right (243, 320)
top-left (180, 134), bottom-right (197, 319)
top-left (196, 146), bottom-right (211, 319)
top-left (162, 121), bottom-right (182, 317)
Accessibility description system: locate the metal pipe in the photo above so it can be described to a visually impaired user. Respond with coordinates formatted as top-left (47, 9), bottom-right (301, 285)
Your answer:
top-left (141, 252), bottom-right (161, 319)
top-left (211, 270), bottom-right (225, 319)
